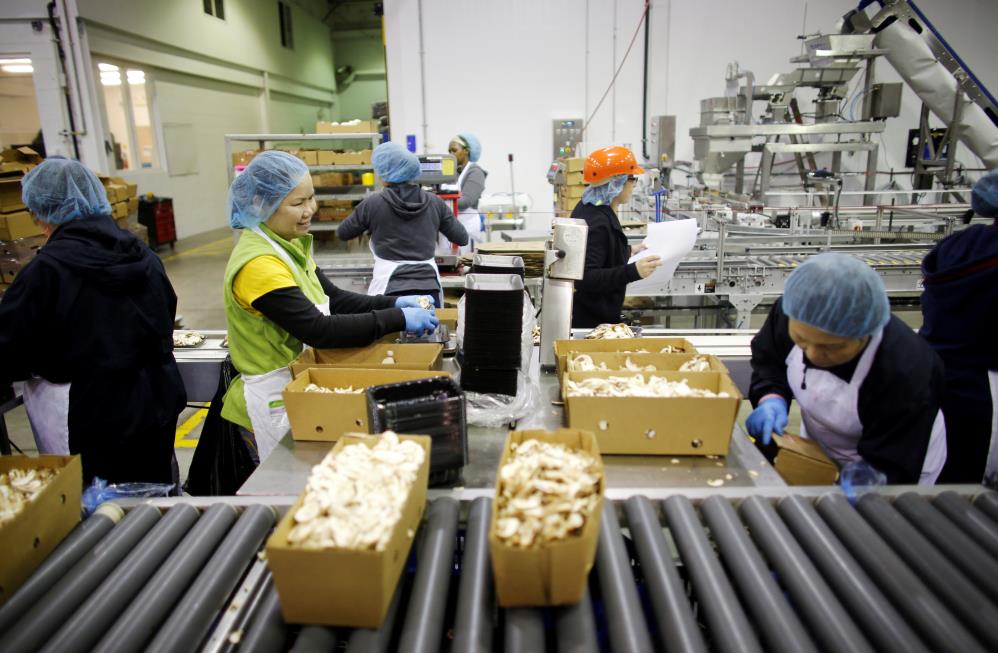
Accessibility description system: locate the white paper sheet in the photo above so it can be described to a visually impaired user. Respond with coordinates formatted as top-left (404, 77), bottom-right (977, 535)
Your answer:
top-left (625, 218), bottom-right (698, 293)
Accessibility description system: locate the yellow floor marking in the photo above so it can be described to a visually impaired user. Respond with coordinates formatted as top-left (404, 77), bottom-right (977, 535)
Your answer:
top-left (175, 408), bottom-right (208, 448)
top-left (161, 237), bottom-right (234, 263)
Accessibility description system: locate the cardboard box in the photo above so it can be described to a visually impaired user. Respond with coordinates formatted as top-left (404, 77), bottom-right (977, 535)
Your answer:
top-left (559, 185), bottom-right (585, 199)
top-left (299, 150), bottom-right (318, 166)
top-left (283, 367), bottom-right (449, 441)
top-left (0, 455), bottom-right (83, 604)
top-left (127, 196), bottom-right (139, 214)
top-left (0, 211), bottom-right (43, 241)
top-left (557, 196), bottom-right (580, 212)
top-left (0, 257), bottom-right (23, 283)
top-left (772, 433), bottom-right (839, 485)
top-left (436, 308), bottom-right (458, 330)
top-left (128, 222), bottom-right (149, 245)
top-left (111, 201), bottom-right (128, 218)
top-left (0, 177), bottom-right (25, 213)
top-left (563, 157), bottom-right (585, 173)
top-left (0, 147), bottom-right (42, 175)
top-left (289, 343), bottom-right (444, 378)
top-left (266, 434), bottom-right (429, 626)
top-left (115, 216), bottom-right (130, 230)
top-left (319, 199), bottom-right (355, 209)
top-left (554, 337), bottom-right (697, 381)
top-left (563, 370), bottom-right (740, 455)
top-left (316, 150), bottom-right (336, 166)
top-left (489, 429), bottom-right (604, 607)
top-left (564, 171), bottom-right (585, 185)
top-left (566, 352), bottom-right (728, 375)
top-left (315, 119), bottom-right (379, 134)
top-left (231, 149), bottom-right (259, 167)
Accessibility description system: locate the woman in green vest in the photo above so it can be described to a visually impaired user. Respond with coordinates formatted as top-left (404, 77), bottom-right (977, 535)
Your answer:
top-left (222, 150), bottom-right (438, 461)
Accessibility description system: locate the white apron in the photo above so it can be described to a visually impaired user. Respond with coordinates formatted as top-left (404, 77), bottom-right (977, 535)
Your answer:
top-left (367, 240), bottom-right (442, 307)
top-left (441, 162), bottom-right (483, 254)
top-left (23, 377), bottom-right (71, 454)
top-left (786, 329), bottom-right (947, 485)
top-left (243, 227), bottom-right (330, 461)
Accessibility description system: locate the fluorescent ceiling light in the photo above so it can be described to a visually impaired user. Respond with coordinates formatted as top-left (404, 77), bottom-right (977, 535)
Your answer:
top-left (98, 62), bottom-right (118, 72)
top-left (1, 64), bottom-right (33, 74)
top-left (101, 71), bottom-right (121, 86)
top-left (126, 70), bottom-right (145, 84)
top-left (0, 58), bottom-right (31, 65)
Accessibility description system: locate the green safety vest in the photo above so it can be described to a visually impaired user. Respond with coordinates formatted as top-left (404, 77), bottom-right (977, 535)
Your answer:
top-left (220, 225), bottom-right (326, 430)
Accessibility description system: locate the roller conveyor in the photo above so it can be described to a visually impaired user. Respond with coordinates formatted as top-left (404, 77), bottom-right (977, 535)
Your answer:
top-left (2, 489), bottom-right (998, 652)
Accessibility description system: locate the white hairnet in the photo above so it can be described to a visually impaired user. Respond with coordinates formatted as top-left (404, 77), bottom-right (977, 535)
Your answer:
top-left (228, 150), bottom-right (309, 229)
top-left (454, 133), bottom-right (482, 162)
top-left (581, 174), bottom-right (628, 207)
top-left (21, 156), bottom-right (111, 225)
top-left (782, 252), bottom-right (890, 338)
top-left (372, 142), bottom-right (421, 184)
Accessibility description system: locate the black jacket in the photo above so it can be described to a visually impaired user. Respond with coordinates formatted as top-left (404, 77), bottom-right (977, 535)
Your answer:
top-left (0, 214), bottom-right (186, 484)
top-left (570, 202), bottom-right (640, 328)
top-left (750, 299), bottom-right (944, 484)
top-left (920, 223), bottom-right (998, 482)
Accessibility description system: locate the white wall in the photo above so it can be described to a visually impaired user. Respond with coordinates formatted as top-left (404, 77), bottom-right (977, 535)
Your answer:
top-left (333, 29), bottom-right (387, 121)
top-left (385, 0), bottom-right (998, 226)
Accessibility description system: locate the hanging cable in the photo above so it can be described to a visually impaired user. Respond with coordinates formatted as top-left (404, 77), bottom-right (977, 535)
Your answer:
top-left (581, 0), bottom-right (649, 139)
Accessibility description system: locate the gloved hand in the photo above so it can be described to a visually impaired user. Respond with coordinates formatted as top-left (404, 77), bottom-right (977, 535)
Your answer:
top-left (401, 307), bottom-right (439, 334)
top-left (745, 396), bottom-right (789, 445)
top-left (395, 295), bottom-right (435, 311)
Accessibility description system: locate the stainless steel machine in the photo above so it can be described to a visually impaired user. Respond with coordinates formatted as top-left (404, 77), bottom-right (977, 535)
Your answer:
top-left (538, 218), bottom-right (588, 370)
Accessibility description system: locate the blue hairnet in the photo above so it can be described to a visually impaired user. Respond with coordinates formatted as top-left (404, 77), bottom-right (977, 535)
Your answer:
top-left (228, 150), bottom-right (309, 229)
top-left (455, 133), bottom-right (482, 162)
top-left (971, 169), bottom-right (998, 217)
top-left (21, 156), bottom-right (111, 225)
top-left (782, 252), bottom-right (890, 338)
top-left (581, 174), bottom-right (628, 206)
top-left (372, 142), bottom-right (421, 184)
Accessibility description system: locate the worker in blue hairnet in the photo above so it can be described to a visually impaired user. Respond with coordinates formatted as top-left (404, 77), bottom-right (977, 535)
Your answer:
top-left (445, 133), bottom-right (487, 252)
top-left (920, 170), bottom-right (998, 483)
top-left (747, 253), bottom-right (946, 484)
top-left (222, 150), bottom-right (438, 461)
top-left (0, 157), bottom-right (186, 486)
top-left (338, 142), bottom-right (468, 306)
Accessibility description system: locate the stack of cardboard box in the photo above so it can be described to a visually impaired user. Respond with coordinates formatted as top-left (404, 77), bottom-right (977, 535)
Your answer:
top-left (554, 157), bottom-right (586, 216)
top-left (316, 199), bottom-right (354, 222)
top-left (0, 147), bottom-right (45, 294)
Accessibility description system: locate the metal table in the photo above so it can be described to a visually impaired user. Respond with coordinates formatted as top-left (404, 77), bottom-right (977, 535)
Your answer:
top-left (239, 343), bottom-right (781, 497)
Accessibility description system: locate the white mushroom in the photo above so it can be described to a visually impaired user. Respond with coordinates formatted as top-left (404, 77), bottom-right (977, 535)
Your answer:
top-left (565, 375), bottom-right (728, 398)
top-left (584, 323), bottom-right (635, 340)
top-left (679, 355), bottom-right (711, 372)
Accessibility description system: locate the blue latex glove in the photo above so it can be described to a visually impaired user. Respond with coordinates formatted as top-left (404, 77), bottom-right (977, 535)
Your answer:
top-left (395, 295), bottom-right (436, 311)
top-left (745, 396), bottom-right (789, 445)
top-left (401, 307), bottom-right (439, 334)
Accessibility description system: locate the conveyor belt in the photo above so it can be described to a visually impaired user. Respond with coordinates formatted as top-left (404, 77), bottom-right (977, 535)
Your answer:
top-left (2, 490), bottom-right (997, 652)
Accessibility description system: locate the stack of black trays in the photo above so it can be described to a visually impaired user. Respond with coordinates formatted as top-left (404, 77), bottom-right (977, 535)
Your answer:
top-left (367, 376), bottom-right (467, 486)
top-left (461, 273), bottom-right (524, 396)
top-left (470, 254), bottom-right (526, 279)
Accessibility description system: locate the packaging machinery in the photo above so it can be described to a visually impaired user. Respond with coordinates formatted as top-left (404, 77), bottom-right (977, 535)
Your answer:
top-left (1, 487), bottom-right (996, 652)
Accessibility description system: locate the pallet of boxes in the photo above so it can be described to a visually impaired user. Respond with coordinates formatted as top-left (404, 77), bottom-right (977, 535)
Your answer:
top-left (0, 147), bottom-right (45, 297)
top-left (553, 156), bottom-right (586, 217)
top-left (100, 175), bottom-right (145, 245)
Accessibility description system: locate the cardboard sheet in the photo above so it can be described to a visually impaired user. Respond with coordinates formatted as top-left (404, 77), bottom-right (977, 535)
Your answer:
top-left (625, 218), bottom-right (698, 293)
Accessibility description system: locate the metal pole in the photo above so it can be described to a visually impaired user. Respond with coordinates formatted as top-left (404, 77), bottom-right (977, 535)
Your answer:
top-left (236, 576), bottom-right (288, 653)
top-left (932, 491), bottom-right (998, 556)
top-left (398, 497), bottom-right (460, 653)
top-left (555, 589), bottom-right (599, 653)
top-left (739, 496), bottom-right (872, 653)
top-left (508, 153), bottom-right (519, 234)
top-left (3, 504), bottom-right (161, 653)
top-left (596, 502), bottom-right (655, 653)
top-left (346, 583), bottom-right (405, 653)
top-left (855, 494), bottom-right (998, 648)
top-left (972, 492), bottom-right (998, 523)
top-left (622, 496), bottom-right (707, 653)
top-left (41, 504), bottom-right (201, 653)
top-left (0, 507), bottom-right (120, 633)
top-left (701, 496), bottom-right (817, 653)
top-left (893, 492), bottom-right (998, 604)
top-left (814, 494), bottom-right (985, 653)
top-left (93, 503), bottom-right (239, 653)
top-left (504, 608), bottom-right (544, 652)
top-left (416, 0), bottom-right (428, 154)
top-left (776, 496), bottom-right (928, 653)
top-left (145, 504), bottom-right (276, 653)
top-left (452, 498), bottom-right (495, 653)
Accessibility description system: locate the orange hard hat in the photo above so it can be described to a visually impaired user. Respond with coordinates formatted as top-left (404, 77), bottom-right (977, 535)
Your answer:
top-left (583, 146), bottom-right (644, 185)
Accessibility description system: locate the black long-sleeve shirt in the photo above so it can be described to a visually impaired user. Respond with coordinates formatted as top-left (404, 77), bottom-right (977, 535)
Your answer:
top-left (571, 202), bottom-right (641, 328)
top-left (252, 271), bottom-right (405, 348)
top-left (750, 299), bottom-right (944, 483)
